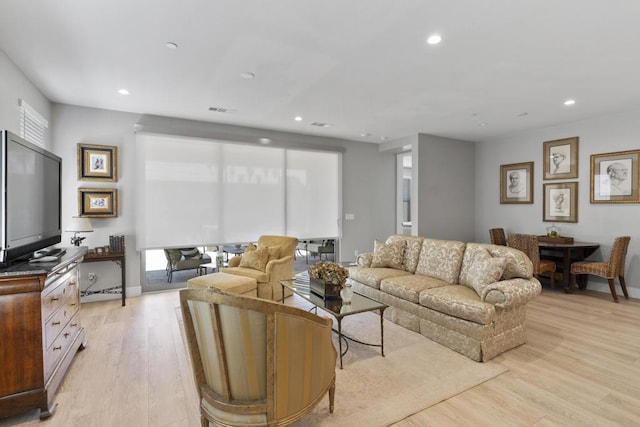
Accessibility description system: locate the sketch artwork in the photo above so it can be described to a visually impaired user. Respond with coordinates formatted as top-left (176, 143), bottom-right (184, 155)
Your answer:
top-left (549, 188), bottom-right (570, 216)
top-left (598, 159), bottom-right (632, 196)
top-left (550, 144), bottom-right (571, 175)
top-left (507, 169), bottom-right (527, 198)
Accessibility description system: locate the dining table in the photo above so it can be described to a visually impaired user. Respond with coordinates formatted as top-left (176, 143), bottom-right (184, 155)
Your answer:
top-left (537, 240), bottom-right (600, 292)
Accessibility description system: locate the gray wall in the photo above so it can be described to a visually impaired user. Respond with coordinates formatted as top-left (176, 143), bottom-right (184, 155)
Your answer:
top-left (416, 133), bottom-right (476, 242)
top-left (0, 50), bottom-right (52, 146)
top-left (51, 105), bottom-right (396, 299)
top-left (475, 109), bottom-right (640, 297)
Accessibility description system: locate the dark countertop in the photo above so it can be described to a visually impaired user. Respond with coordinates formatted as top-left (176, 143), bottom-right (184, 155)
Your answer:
top-left (0, 246), bottom-right (87, 277)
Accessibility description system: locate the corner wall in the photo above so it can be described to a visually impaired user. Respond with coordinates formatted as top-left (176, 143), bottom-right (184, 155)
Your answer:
top-left (475, 109), bottom-right (640, 297)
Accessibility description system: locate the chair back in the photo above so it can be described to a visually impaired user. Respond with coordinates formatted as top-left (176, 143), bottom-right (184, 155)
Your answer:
top-left (507, 233), bottom-right (539, 267)
top-left (257, 235), bottom-right (298, 258)
top-left (179, 287), bottom-right (336, 426)
top-left (490, 228), bottom-right (507, 246)
top-left (608, 236), bottom-right (631, 276)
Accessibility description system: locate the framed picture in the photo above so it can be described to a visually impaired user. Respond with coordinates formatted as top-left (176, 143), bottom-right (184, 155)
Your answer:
top-left (590, 149), bottom-right (640, 204)
top-left (78, 188), bottom-right (118, 217)
top-left (543, 182), bottom-right (578, 223)
top-left (78, 143), bottom-right (118, 182)
top-left (500, 162), bottom-right (533, 204)
top-left (543, 137), bottom-right (578, 180)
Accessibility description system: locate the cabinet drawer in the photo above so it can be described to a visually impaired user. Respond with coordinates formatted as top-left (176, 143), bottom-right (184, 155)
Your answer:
top-left (42, 272), bottom-right (73, 320)
top-left (44, 312), bottom-right (81, 380)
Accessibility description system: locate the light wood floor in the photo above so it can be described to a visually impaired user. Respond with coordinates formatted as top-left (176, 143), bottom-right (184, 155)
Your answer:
top-left (2, 288), bottom-right (639, 426)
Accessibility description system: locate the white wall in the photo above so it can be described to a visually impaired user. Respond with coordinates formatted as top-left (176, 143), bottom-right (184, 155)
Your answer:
top-left (475, 109), bottom-right (640, 297)
top-left (51, 105), bottom-right (396, 300)
top-left (0, 50), bottom-right (51, 146)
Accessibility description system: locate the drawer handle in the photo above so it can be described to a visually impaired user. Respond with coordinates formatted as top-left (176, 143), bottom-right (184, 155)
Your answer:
top-left (64, 332), bottom-right (70, 338)
top-left (71, 322), bottom-right (78, 327)
top-left (70, 303), bottom-right (77, 306)
top-left (53, 346), bottom-right (62, 351)
top-left (51, 297), bottom-right (60, 301)
top-left (52, 321), bottom-right (61, 326)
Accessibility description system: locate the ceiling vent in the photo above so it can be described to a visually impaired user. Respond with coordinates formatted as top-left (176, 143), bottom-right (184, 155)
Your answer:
top-left (310, 122), bottom-right (332, 128)
top-left (208, 107), bottom-right (236, 113)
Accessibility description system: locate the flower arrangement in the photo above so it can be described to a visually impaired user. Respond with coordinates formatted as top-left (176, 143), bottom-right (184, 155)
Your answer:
top-left (308, 261), bottom-right (349, 285)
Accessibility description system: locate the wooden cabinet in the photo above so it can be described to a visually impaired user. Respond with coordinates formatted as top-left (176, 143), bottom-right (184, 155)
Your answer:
top-left (0, 247), bottom-right (86, 420)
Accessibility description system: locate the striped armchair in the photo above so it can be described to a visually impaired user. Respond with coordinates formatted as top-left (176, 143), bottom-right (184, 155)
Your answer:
top-left (180, 287), bottom-right (337, 426)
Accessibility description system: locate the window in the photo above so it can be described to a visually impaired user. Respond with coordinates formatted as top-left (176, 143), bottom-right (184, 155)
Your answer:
top-left (19, 99), bottom-right (48, 147)
top-left (135, 133), bottom-right (341, 249)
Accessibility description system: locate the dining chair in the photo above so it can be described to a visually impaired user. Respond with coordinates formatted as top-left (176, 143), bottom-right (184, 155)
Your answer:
top-left (489, 228), bottom-right (507, 246)
top-left (508, 233), bottom-right (556, 288)
top-left (570, 236), bottom-right (630, 303)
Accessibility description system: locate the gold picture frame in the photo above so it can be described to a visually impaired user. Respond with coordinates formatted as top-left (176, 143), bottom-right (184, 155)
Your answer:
top-left (590, 149), bottom-right (640, 204)
top-left (543, 182), bottom-right (578, 223)
top-left (543, 137), bottom-right (578, 180)
top-left (78, 143), bottom-right (118, 182)
top-left (500, 161), bottom-right (533, 204)
top-left (78, 188), bottom-right (118, 217)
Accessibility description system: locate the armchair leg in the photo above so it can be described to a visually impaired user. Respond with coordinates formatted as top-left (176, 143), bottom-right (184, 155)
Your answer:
top-left (619, 276), bottom-right (629, 299)
top-left (607, 278), bottom-right (619, 303)
top-left (328, 380), bottom-right (335, 414)
top-left (550, 271), bottom-right (555, 289)
top-left (168, 270), bottom-right (173, 283)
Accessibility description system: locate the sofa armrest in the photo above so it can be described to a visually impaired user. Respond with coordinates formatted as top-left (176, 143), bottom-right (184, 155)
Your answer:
top-left (480, 278), bottom-right (542, 308)
top-left (227, 255), bottom-right (242, 267)
top-left (356, 253), bottom-right (373, 268)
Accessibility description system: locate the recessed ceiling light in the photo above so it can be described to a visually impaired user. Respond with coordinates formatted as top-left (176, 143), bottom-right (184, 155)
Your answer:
top-left (479, 122), bottom-right (488, 127)
top-left (240, 72), bottom-right (255, 79)
top-left (360, 133), bottom-right (371, 137)
top-left (517, 112), bottom-right (529, 117)
top-left (564, 99), bottom-right (576, 106)
top-left (427, 34), bottom-right (442, 45)
top-left (118, 88), bottom-right (129, 95)
top-left (380, 136), bottom-right (389, 141)
top-left (165, 42), bottom-right (178, 49)
top-left (259, 138), bottom-right (271, 145)
top-left (294, 116), bottom-right (302, 121)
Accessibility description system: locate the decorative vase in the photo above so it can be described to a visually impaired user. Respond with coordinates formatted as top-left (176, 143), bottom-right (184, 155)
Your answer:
top-left (546, 224), bottom-right (560, 238)
top-left (340, 282), bottom-right (353, 304)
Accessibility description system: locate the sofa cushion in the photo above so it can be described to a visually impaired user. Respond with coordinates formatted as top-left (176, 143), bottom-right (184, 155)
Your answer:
top-left (483, 244), bottom-right (533, 280)
top-left (419, 285), bottom-right (496, 325)
top-left (180, 247), bottom-right (201, 259)
top-left (348, 267), bottom-right (412, 290)
top-left (415, 239), bottom-right (466, 285)
top-left (371, 240), bottom-right (405, 269)
top-left (385, 235), bottom-right (424, 273)
top-left (259, 244), bottom-right (281, 263)
top-left (459, 243), bottom-right (507, 296)
top-left (223, 267), bottom-right (269, 283)
top-left (380, 274), bottom-right (448, 303)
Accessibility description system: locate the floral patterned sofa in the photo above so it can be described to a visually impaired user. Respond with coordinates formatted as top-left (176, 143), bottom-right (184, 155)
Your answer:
top-left (349, 235), bottom-right (542, 362)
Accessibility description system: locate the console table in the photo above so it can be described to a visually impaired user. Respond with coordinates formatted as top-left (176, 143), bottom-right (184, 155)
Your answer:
top-left (82, 251), bottom-right (126, 306)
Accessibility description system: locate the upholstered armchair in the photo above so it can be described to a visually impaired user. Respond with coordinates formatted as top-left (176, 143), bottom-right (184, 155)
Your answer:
top-left (164, 248), bottom-right (212, 283)
top-left (180, 287), bottom-right (337, 427)
top-left (223, 235), bottom-right (298, 300)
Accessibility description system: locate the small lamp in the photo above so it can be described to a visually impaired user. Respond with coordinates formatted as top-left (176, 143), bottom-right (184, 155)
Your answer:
top-left (66, 216), bottom-right (93, 246)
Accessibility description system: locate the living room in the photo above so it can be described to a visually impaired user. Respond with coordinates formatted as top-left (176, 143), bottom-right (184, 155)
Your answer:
top-left (1, 2), bottom-right (639, 425)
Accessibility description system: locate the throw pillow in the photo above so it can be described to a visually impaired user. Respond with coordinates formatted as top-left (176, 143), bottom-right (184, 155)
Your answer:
top-left (465, 255), bottom-right (507, 296)
top-left (180, 248), bottom-right (200, 259)
top-left (258, 244), bottom-right (281, 263)
top-left (239, 245), bottom-right (269, 271)
top-left (371, 240), bottom-right (405, 269)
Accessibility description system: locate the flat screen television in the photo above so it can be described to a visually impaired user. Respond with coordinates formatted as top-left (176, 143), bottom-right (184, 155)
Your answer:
top-left (0, 130), bottom-right (62, 266)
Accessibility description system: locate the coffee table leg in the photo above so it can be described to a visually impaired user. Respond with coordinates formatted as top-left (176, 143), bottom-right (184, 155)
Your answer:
top-left (337, 317), bottom-right (343, 369)
top-left (380, 307), bottom-right (386, 357)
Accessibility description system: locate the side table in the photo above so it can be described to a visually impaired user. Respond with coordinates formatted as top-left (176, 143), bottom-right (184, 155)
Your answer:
top-left (82, 252), bottom-right (126, 306)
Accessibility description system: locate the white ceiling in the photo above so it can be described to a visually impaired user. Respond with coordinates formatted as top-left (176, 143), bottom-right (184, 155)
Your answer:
top-left (2, 0), bottom-right (640, 143)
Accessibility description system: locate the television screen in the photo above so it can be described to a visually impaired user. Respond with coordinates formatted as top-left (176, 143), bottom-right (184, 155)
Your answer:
top-left (1, 130), bottom-right (61, 265)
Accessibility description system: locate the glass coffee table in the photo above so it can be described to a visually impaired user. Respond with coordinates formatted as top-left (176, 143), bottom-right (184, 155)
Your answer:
top-left (280, 273), bottom-right (387, 369)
